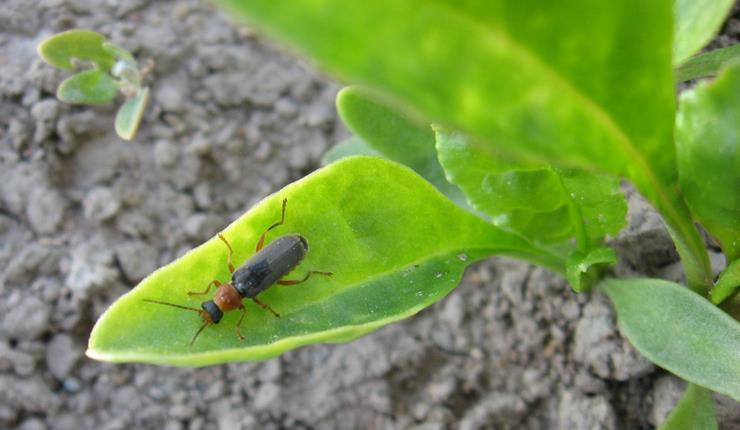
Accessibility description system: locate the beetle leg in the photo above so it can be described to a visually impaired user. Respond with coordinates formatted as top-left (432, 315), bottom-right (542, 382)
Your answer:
top-left (252, 297), bottom-right (280, 318)
top-left (218, 233), bottom-right (235, 273)
top-left (188, 279), bottom-right (221, 296)
top-left (255, 198), bottom-right (287, 252)
top-left (277, 270), bottom-right (333, 285)
top-left (235, 305), bottom-right (246, 340)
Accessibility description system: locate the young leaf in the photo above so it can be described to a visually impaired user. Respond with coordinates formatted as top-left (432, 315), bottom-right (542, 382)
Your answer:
top-left (672, 0), bottom-right (735, 66)
top-left (710, 259), bottom-right (740, 305)
top-left (115, 87), bottom-right (149, 140)
top-left (676, 64), bottom-right (740, 261)
top-left (215, 0), bottom-right (711, 292)
top-left (435, 128), bottom-right (626, 248)
top-left (675, 44), bottom-right (740, 83)
top-left (56, 70), bottom-right (118, 105)
top-left (659, 383), bottom-right (717, 430)
top-left (87, 157), bottom-right (563, 366)
top-left (601, 278), bottom-right (740, 401)
top-left (336, 87), bottom-right (467, 208)
top-left (37, 29), bottom-right (116, 71)
top-left (322, 136), bottom-right (381, 165)
top-left (566, 247), bottom-right (617, 293)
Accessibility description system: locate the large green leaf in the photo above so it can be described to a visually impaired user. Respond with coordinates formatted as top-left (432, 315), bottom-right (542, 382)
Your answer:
top-left (673, 0), bottom-right (735, 66)
top-left (676, 64), bottom-right (740, 261)
top-left (215, 0), bottom-right (711, 292)
top-left (659, 383), bottom-right (717, 430)
top-left (115, 87), bottom-right (149, 141)
top-left (336, 87), bottom-right (467, 208)
top-left (601, 278), bottom-right (740, 401)
top-left (56, 69), bottom-right (118, 105)
top-left (435, 128), bottom-right (626, 247)
top-left (87, 157), bottom-right (563, 366)
top-left (37, 29), bottom-right (116, 71)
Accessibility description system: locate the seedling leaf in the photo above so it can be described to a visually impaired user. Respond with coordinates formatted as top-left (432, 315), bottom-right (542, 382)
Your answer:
top-left (37, 29), bottom-right (115, 71)
top-left (87, 157), bottom-right (563, 366)
top-left (601, 278), bottom-right (740, 401)
top-left (56, 69), bottom-right (118, 105)
top-left (115, 87), bottom-right (149, 140)
top-left (673, 0), bottom-right (735, 65)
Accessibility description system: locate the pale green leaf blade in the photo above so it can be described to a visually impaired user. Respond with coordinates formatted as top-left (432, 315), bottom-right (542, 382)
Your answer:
top-left (710, 259), bottom-right (740, 305)
top-left (336, 87), bottom-right (467, 208)
top-left (56, 69), bottom-right (117, 105)
top-left (676, 64), bottom-right (740, 261)
top-left (115, 87), bottom-right (149, 141)
top-left (566, 247), bottom-right (617, 293)
top-left (87, 157), bottom-right (563, 366)
top-left (215, 0), bottom-right (711, 292)
top-left (673, 0), bottom-right (735, 65)
top-left (322, 136), bottom-right (381, 165)
top-left (659, 383), bottom-right (717, 430)
top-left (675, 44), bottom-right (740, 83)
top-left (601, 278), bottom-right (740, 400)
top-left (37, 29), bottom-right (115, 71)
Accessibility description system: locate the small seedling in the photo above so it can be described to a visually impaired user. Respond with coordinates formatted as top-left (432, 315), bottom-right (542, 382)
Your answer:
top-left (37, 29), bottom-right (150, 140)
top-left (144, 198), bottom-right (332, 345)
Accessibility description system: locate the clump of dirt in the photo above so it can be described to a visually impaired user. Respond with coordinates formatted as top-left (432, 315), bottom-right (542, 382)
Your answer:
top-left (0, 1), bottom-right (738, 429)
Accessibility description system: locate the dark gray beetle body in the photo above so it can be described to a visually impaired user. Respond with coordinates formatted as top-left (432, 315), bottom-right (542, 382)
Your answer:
top-left (232, 234), bottom-right (308, 298)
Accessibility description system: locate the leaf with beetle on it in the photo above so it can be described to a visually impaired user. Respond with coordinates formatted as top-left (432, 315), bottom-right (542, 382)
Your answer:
top-left (87, 157), bottom-right (564, 366)
top-left (676, 63), bottom-right (740, 262)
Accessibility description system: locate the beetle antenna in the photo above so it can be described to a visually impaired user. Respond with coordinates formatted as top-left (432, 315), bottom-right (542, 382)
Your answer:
top-left (190, 322), bottom-right (209, 345)
top-left (143, 299), bottom-right (202, 313)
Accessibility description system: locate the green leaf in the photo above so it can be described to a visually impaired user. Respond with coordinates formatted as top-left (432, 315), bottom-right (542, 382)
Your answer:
top-left (710, 259), bottom-right (740, 305)
top-left (37, 29), bottom-right (116, 71)
top-left (566, 247), bottom-right (617, 293)
top-left (676, 64), bottom-right (740, 261)
top-left (115, 87), bottom-right (149, 141)
top-left (102, 41), bottom-right (136, 64)
top-left (56, 69), bottom-right (118, 105)
top-left (675, 44), bottom-right (740, 83)
top-left (336, 87), bottom-right (467, 208)
top-left (601, 278), bottom-right (740, 401)
top-left (673, 0), bottom-right (735, 65)
top-left (435, 129), bottom-right (626, 247)
top-left (322, 136), bottom-right (381, 165)
top-left (87, 157), bottom-right (563, 366)
top-left (659, 383), bottom-right (717, 430)
top-left (215, 0), bottom-right (711, 292)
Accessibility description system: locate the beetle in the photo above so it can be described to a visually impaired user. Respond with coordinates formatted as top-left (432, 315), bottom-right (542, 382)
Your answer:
top-left (144, 198), bottom-right (332, 345)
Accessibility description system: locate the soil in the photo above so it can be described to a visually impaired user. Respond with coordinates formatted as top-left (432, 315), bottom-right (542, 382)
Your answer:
top-left (1, 1), bottom-right (738, 429)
